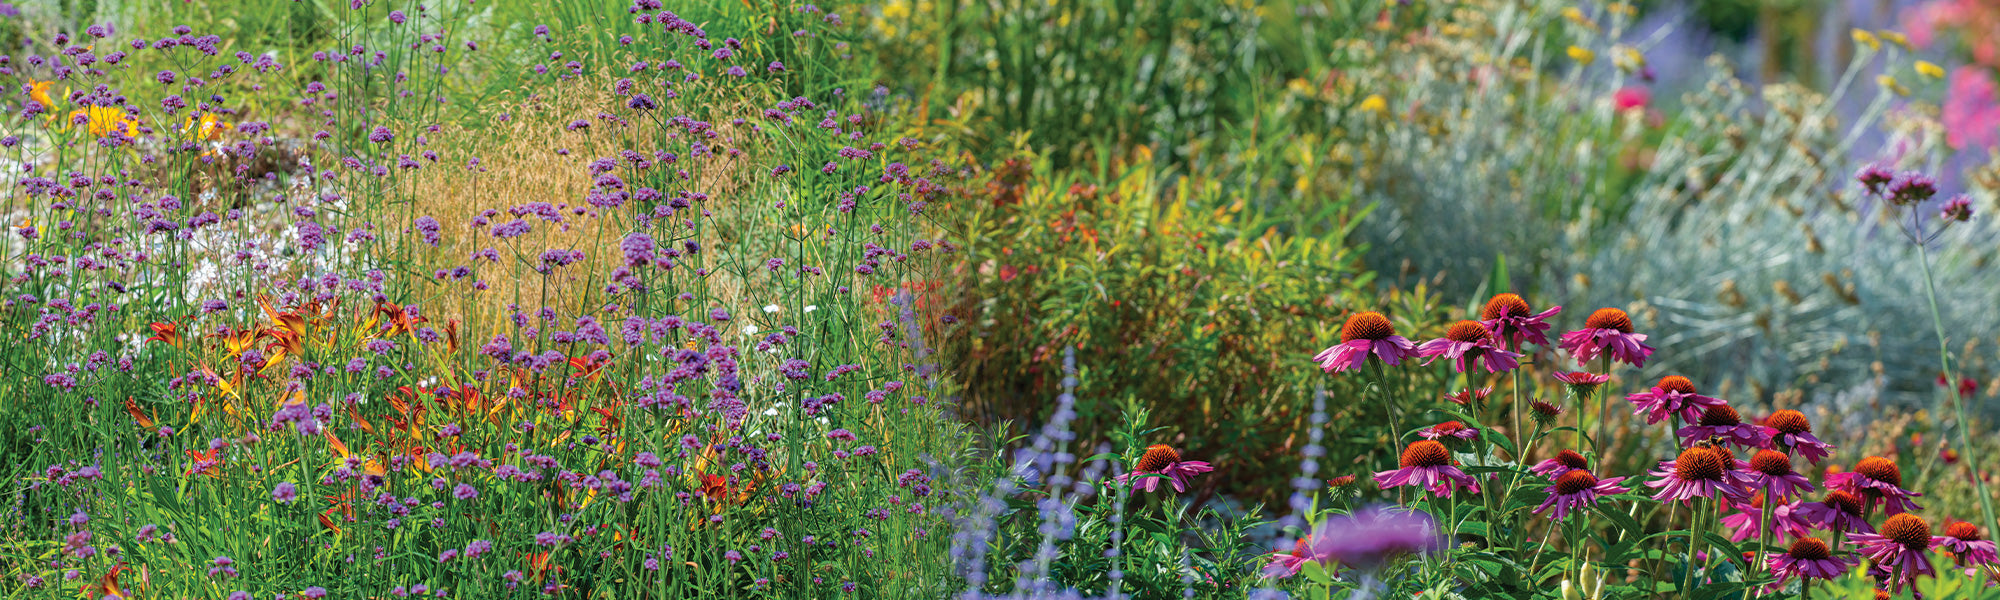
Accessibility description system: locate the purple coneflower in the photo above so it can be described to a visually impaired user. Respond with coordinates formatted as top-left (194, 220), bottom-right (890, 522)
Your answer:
top-left (1315, 312), bottom-right (1416, 374)
top-left (1760, 410), bottom-right (1835, 464)
top-left (1551, 371), bottom-right (1610, 402)
top-left (1557, 307), bottom-right (1655, 367)
top-left (1764, 538), bottom-right (1852, 592)
top-left (1720, 494), bottom-right (1813, 542)
top-left (1530, 449), bottom-right (1589, 479)
top-left (1794, 490), bottom-right (1873, 534)
top-left (1376, 440), bottom-right (1480, 498)
top-left (1826, 456), bottom-right (1924, 515)
top-left (1262, 537), bottom-right (1317, 579)
top-left (1419, 421), bottom-right (1478, 442)
top-left (1939, 521), bottom-right (1998, 571)
top-left (1738, 449), bottom-right (1814, 500)
top-left (1532, 469), bottom-right (1627, 521)
top-left (1416, 321), bottom-right (1523, 373)
top-left (1850, 513), bottom-right (1944, 595)
top-left (1677, 403), bottom-right (1770, 449)
top-left (1528, 400), bottom-right (1564, 426)
top-left (1479, 293), bottom-right (1562, 348)
top-left (1442, 387), bottom-right (1491, 408)
top-left (1117, 445), bottom-right (1213, 493)
top-left (1646, 445), bottom-right (1750, 505)
top-left (1625, 376), bottom-right (1727, 426)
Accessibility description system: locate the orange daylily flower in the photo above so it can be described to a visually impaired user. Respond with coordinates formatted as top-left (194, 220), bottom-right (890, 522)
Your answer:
top-left (123, 398), bottom-right (155, 429)
top-left (144, 322), bottom-right (182, 348)
top-left (27, 79), bottom-right (58, 109)
top-left (82, 562), bottom-right (130, 599)
top-left (185, 448), bottom-right (224, 478)
top-left (68, 105), bottom-right (141, 138)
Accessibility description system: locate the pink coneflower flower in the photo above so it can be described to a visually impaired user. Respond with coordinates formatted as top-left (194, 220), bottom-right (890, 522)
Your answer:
top-left (1479, 293), bottom-right (1563, 348)
top-left (1739, 450), bottom-right (1814, 500)
top-left (1531, 449), bottom-right (1590, 479)
top-left (1419, 421), bottom-right (1479, 442)
top-left (1533, 469), bottom-right (1628, 521)
top-left (1416, 321), bottom-right (1523, 373)
top-left (1118, 445), bottom-right (1213, 493)
top-left (1443, 387), bottom-right (1492, 407)
top-left (1626, 376), bottom-right (1727, 426)
top-left (1557, 307), bottom-right (1655, 367)
top-left (1721, 494), bottom-right (1813, 542)
top-left (1677, 403), bottom-right (1771, 449)
top-left (1795, 490), bottom-right (1874, 534)
top-left (1376, 440), bottom-right (1480, 498)
top-left (1939, 521), bottom-right (1999, 571)
top-left (1552, 371), bottom-right (1611, 402)
top-left (1850, 513), bottom-right (1945, 595)
top-left (1316, 312), bottom-right (1417, 374)
top-left (1760, 409), bottom-right (1835, 464)
top-left (1646, 445), bottom-right (1750, 505)
top-left (1262, 536), bottom-right (1316, 579)
top-left (1765, 538), bottom-right (1853, 592)
top-left (1827, 456), bottom-right (1925, 516)
top-left (1613, 86), bottom-right (1652, 112)
top-left (1529, 400), bottom-right (1564, 426)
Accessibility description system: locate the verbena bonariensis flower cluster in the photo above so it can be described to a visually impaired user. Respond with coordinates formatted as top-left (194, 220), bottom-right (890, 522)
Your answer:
top-left (1273, 176), bottom-right (1993, 597)
top-left (1, 1), bottom-right (987, 598)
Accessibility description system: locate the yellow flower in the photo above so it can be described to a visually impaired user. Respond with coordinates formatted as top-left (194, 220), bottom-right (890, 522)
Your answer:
top-left (1567, 46), bottom-right (1596, 65)
top-left (27, 80), bottom-right (57, 109)
top-left (1358, 94), bottom-right (1388, 115)
top-left (1878, 30), bottom-right (1909, 49)
top-left (1915, 61), bottom-right (1944, 80)
top-left (1612, 46), bottom-right (1645, 72)
top-left (1851, 29), bottom-right (1880, 51)
top-left (69, 105), bottom-right (140, 138)
top-left (183, 113), bottom-right (231, 141)
top-left (1877, 74), bottom-right (1909, 96)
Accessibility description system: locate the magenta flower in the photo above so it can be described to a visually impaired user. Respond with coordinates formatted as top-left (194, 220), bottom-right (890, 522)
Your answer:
top-left (1738, 449), bottom-right (1814, 500)
top-left (1261, 537), bottom-right (1317, 579)
top-left (1626, 375), bottom-right (1727, 426)
top-left (1416, 320), bottom-right (1523, 373)
top-left (1939, 522), bottom-right (1998, 571)
top-left (1557, 307), bottom-right (1654, 367)
top-left (1551, 371), bottom-right (1611, 402)
top-left (1529, 449), bottom-right (1590, 479)
top-left (1764, 538), bottom-right (1852, 592)
top-left (1418, 421), bottom-right (1479, 442)
top-left (1532, 470), bottom-right (1628, 522)
top-left (1720, 495), bottom-right (1813, 543)
top-left (1645, 446), bottom-right (1750, 505)
top-left (1794, 490), bottom-right (1873, 534)
top-left (1826, 456), bottom-right (1924, 516)
top-left (1479, 293), bottom-right (1562, 348)
top-left (1676, 403), bottom-right (1770, 449)
top-left (1306, 506), bottom-right (1445, 572)
top-left (1117, 445), bottom-right (1213, 493)
top-left (1760, 410), bottom-right (1835, 464)
top-left (1850, 513), bottom-right (1945, 595)
top-left (1376, 440), bottom-right (1480, 498)
top-left (1943, 65), bottom-right (2000, 152)
top-left (1315, 312), bottom-right (1417, 373)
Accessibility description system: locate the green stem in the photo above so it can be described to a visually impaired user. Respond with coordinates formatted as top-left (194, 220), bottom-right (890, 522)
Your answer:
top-left (1684, 500), bottom-right (1707, 594)
top-left (1752, 496), bottom-right (1776, 599)
top-left (1917, 241), bottom-right (2000, 542)
top-left (1594, 355), bottom-right (1612, 458)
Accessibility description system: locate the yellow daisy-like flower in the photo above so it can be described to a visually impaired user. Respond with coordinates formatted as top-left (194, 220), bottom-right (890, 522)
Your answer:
top-left (1876, 74), bottom-right (1909, 97)
top-left (183, 113), bottom-right (232, 141)
top-left (1878, 30), bottom-right (1909, 49)
top-left (1359, 94), bottom-right (1389, 115)
top-left (69, 105), bottom-right (140, 138)
top-left (1567, 46), bottom-right (1596, 65)
top-left (1851, 29), bottom-right (1880, 51)
top-left (27, 80), bottom-right (58, 109)
top-left (1915, 61), bottom-right (1944, 80)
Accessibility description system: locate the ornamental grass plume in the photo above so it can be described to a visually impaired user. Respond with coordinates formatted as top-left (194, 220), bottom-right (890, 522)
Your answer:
top-left (1479, 293), bottom-right (1562, 348)
top-left (1557, 307), bottom-right (1654, 368)
top-left (1315, 311), bottom-right (1416, 373)
top-left (1375, 440), bottom-right (1480, 498)
top-left (1117, 444), bottom-right (1213, 493)
top-left (1850, 513), bottom-right (1945, 594)
top-left (1416, 320), bottom-right (1523, 373)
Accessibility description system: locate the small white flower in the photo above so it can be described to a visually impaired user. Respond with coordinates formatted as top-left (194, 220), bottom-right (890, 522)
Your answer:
top-left (741, 324), bottom-right (759, 336)
top-left (762, 304), bottom-right (782, 314)
top-left (803, 305), bottom-right (817, 313)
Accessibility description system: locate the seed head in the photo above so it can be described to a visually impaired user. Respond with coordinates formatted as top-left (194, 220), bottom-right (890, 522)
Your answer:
top-left (1399, 440), bottom-right (1452, 469)
top-left (1584, 308), bottom-right (1634, 333)
top-left (1339, 312), bottom-right (1397, 343)
top-left (1482, 293), bottom-right (1532, 320)
top-left (1854, 456), bottom-right (1902, 487)
top-left (1136, 445), bottom-right (1181, 472)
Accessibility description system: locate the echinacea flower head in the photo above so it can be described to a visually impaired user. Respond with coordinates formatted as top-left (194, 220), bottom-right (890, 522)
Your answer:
top-left (1938, 521), bottom-right (1998, 569)
top-left (1739, 449), bottom-right (1815, 500)
top-left (1315, 312), bottom-right (1417, 374)
top-left (1552, 371), bottom-right (1611, 402)
top-left (1532, 469), bottom-right (1628, 521)
top-left (1557, 307), bottom-right (1655, 367)
top-left (1419, 421), bottom-right (1479, 442)
top-left (1795, 490), bottom-right (1873, 534)
top-left (1626, 376), bottom-right (1727, 425)
top-left (1480, 293), bottom-right (1563, 348)
top-left (1827, 456), bottom-right (1924, 515)
top-left (1721, 493), bottom-right (1814, 542)
top-left (1375, 440), bottom-right (1480, 498)
top-left (1766, 538), bottom-right (1853, 590)
top-left (1262, 537), bottom-right (1316, 579)
top-left (1305, 506), bottom-right (1445, 572)
top-left (1646, 445), bottom-right (1751, 505)
top-left (1677, 403), bottom-right (1772, 449)
top-left (1117, 444), bottom-right (1213, 493)
top-left (1850, 513), bottom-right (1944, 594)
top-left (1529, 400), bottom-right (1564, 426)
top-left (1443, 387), bottom-right (1491, 408)
top-left (1530, 449), bottom-right (1590, 478)
top-left (1761, 409), bottom-right (1835, 464)
top-left (1416, 320), bottom-right (1524, 373)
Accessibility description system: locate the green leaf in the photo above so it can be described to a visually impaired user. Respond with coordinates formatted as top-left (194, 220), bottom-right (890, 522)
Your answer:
top-left (1302, 560), bottom-right (1333, 585)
